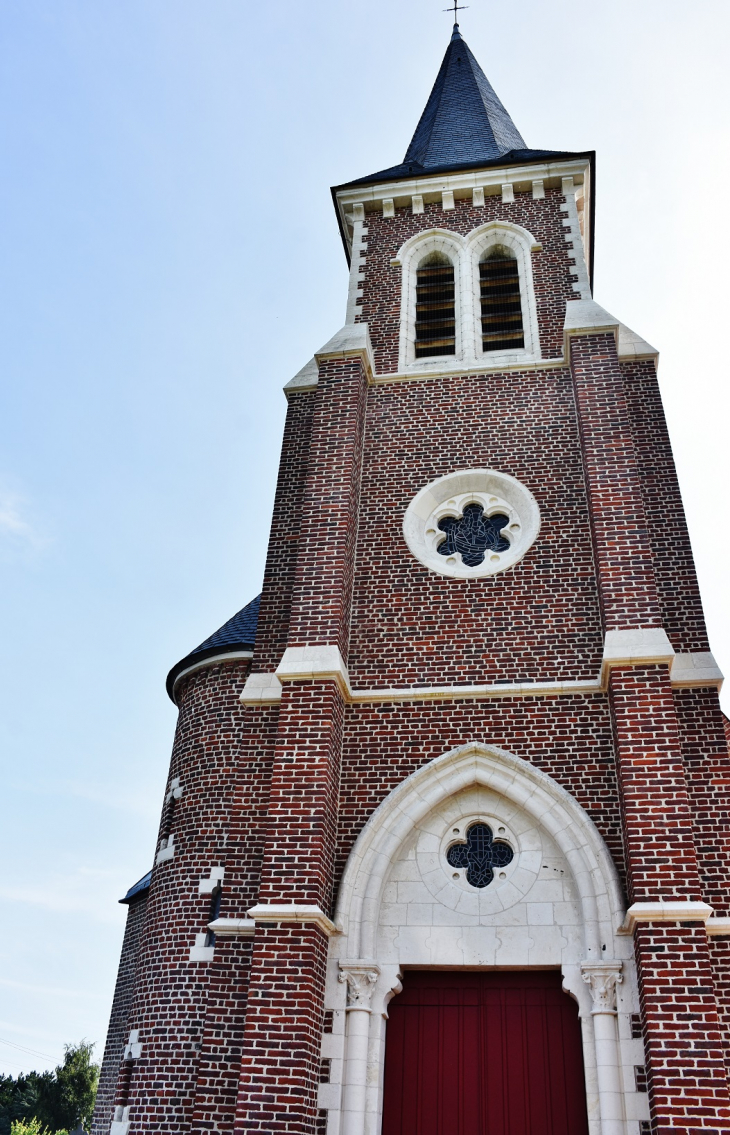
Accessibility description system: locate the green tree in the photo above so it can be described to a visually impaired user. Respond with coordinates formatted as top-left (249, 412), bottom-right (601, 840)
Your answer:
top-left (0, 1044), bottom-right (98, 1135)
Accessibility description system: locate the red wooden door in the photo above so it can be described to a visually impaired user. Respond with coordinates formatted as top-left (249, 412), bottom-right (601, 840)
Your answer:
top-left (381, 971), bottom-right (589, 1135)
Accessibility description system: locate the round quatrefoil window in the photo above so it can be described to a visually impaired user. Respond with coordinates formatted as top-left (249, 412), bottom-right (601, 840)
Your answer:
top-left (402, 469), bottom-right (540, 578)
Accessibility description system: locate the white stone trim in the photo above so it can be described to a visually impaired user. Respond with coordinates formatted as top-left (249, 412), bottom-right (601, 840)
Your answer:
top-left (619, 900), bottom-right (713, 934)
top-left (560, 178), bottom-right (591, 300)
top-left (670, 651), bottom-right (723, 690)
top-left (165, 777), bottom-right (183, 805)
top-left (564, 299), bottom-right (658, 364)
top-left (110, 1106), bottom-right (130, 1135)
top-left (336, 157), bottom-right (590, 257)
top-left (247, 903), bottom-right (338, 936)
top-left (472, 186), bottom-right (484, 207)
top-left (198, 866), bottom-right (224, 894)
top-left (275, 645), bottom-right (350, 695)
top-left (402, 467), bottom-right (541, 579)
top-left (171, 651), bottom-right (253, 696)
top-left (239, 671), bottom-right (283, 705)
top-left (207, 917), bottom-right (256, 937)
top-left (345, 214), bottom-right (368, 324)
top-left (123, 1030), bottom-right (142, 1060)
top-left (532, 179), bottom-right (544, 200)
top-left (601, 629), bottom-right (674, 686)
top-left (382, 198), bottom-right (394, 219)
top-left (396, 229), bottom-right (466, 373)
top-left (242, 646), bottom-right (717, 709)
top-left (441, 189), bottom-right (455, 211)
top-left (706, 917), bottom-right (730, 936)
top-left (188, 932), bottom-right (215, 962)
top-left (315, 322), bottom-right (375, 383)
top-left (501, 183), bottom-right (514, 203)
top-left (155, 833), bottom-right (175, 865)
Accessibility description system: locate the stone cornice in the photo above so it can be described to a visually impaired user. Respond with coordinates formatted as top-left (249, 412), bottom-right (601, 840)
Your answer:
top-left (247, 904), bottom-right (338, 937)
top-left (619, 900), bottom-right (714, 934)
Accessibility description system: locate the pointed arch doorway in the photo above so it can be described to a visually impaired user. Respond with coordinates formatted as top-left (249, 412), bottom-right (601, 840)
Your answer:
top-left (381, 970), bottom-right (589, 1135)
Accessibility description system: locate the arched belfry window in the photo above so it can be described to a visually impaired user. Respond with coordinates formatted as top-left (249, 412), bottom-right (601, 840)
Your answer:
top-left (479, 247), bottom-right (524, 352)
top-left (415, 252), bottom-right (456, 358)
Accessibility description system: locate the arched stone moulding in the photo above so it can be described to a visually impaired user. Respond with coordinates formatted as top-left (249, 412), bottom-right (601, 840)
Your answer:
top-left (396, 220), bottom-right (543, 373)
top-left (323, 743), bottom-right (645, 1135)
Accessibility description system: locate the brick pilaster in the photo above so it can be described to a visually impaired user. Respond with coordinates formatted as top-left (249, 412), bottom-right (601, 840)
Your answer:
top-left (237, 347), bottom-right (368, 1132)
top-left (570, 328), bottom-right (730, 1128)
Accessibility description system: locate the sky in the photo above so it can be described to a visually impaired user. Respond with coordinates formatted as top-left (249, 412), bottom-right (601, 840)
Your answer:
top-left (0, 0), bottom-right (729, 1080)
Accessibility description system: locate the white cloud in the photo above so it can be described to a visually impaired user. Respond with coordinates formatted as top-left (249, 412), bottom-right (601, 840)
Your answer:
top-left (0, 485), bottom-right (47, 551)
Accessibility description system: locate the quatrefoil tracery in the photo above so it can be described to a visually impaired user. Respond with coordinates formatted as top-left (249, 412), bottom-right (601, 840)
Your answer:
top-left (436, 503), bottom-right (510, 567)
top-left (447, 822), bottom-right (514, 888)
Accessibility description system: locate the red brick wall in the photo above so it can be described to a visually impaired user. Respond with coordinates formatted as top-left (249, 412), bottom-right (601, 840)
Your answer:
top-left (622, 359), bottom-right (710, 653)
top-left (349, 364), bottom-right (603, 688)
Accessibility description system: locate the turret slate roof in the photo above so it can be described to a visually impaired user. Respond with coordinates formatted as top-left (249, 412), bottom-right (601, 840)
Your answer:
top-left (166, 594), bottom-right (260, 701)
top-left (339, 25), bottom-right (576, 188)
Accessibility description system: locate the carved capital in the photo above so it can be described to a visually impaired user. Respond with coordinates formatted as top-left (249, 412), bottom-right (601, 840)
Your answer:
top-left (338, 962), bottom-right (380, 1011)
top-left (581, 962), bottom-right (623, 1014)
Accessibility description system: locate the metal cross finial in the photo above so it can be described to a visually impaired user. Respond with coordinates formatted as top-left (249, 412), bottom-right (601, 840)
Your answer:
top-left (444, 0), bottom-right (468, 23)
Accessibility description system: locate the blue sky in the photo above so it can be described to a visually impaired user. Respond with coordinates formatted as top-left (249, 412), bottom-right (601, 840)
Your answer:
top-left (1, 0), bottom-right (728, 1078)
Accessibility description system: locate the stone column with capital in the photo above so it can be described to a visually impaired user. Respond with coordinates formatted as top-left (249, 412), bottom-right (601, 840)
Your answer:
top-left (581, 963), bottom-right (624, 1135)
top-left (339, 963), bottom-right (380, 1135)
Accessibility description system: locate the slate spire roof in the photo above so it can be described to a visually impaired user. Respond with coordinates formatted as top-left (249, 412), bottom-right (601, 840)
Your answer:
top-left (340, 25), bottom-right (574, 188)
top-left (405, 24), bottom-right (526, 170)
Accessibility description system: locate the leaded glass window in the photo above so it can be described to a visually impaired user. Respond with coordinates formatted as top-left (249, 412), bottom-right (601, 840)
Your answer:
top-left (415, 253), bottom-right (456, 358)
top-left (437, 504), bottom-right (509, 567)
top-left (480, 247), bottom-right (524, 352)
top-left (447, 822), bottom-right (514, 888)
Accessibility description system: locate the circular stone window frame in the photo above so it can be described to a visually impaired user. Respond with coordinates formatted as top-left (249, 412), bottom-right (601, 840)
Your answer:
top-left (402, 468), bottom-right (541, 579)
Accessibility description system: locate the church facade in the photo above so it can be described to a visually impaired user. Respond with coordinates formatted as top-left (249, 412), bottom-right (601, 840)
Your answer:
top-left (93, 24), bottom-right (730, 1135)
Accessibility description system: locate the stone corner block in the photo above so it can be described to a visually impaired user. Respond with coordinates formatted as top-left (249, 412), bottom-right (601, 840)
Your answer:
top-left (617, 323), bottom-right (658, 362)
top-left (284, 355), bottom-right (319, 395)
top-left (619, 900), bottom-right (713, 934)
top-left (239, 671), bottom-right (283, 705)
top-left (563, 299), bottom-right (620, 357)
top-left (314, 323), bottom-right (374, 380)
top-left (275, 645), bottom-right (351, 694)
top-left (670, 651), bottom-right (724, 690)
top-left (600, 628), bottom-right (674, 686)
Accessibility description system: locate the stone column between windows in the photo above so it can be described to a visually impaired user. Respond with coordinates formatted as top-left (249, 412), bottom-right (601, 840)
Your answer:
top-left (568, 313), bottom-right (730, 1131)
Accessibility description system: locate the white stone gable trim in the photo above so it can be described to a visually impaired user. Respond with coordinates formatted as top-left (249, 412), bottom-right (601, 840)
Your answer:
top-left (619, 900), bottom-right (714, 934)
top-left (247, 904), bottom-right (338, 936)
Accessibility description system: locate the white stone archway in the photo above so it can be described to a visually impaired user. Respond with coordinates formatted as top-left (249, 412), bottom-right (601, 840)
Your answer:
top-left (322, 742), bottom-right (647, 1135)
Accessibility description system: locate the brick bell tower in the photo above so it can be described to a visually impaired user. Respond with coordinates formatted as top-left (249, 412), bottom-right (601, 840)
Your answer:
top-left (93, 21), bottom-right (730, 1135)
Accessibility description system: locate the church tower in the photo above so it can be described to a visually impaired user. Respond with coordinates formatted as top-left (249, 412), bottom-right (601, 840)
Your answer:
top-left (93, 22), bottom-right (730, 1135)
